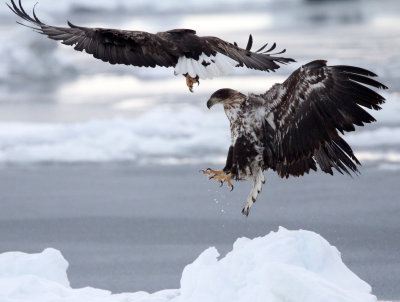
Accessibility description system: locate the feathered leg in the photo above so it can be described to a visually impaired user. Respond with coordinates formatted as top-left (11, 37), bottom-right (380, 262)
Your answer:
top-left (242, 169), bottom-right (265, 216)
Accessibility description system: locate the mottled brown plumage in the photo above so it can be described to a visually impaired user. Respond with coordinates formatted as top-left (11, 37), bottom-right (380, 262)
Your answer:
top-left (205, 60), bottom-right (388, 216)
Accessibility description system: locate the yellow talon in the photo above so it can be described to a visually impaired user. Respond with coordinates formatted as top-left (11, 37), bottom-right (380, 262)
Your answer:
top-left (185, 74), bottom-right (199, 92)
top-left (213, 173), bottom-right (233, 188)
top-left (202, 169), bottom-right (234, 190)
top-left (202, 169), bottom-right (224, 179)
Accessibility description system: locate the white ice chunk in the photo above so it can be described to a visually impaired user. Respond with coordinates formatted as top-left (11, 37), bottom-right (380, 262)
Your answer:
top-left (0, 229), bottom-right (377, 302)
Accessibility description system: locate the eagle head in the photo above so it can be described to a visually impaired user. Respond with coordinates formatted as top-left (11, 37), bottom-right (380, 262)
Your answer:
top-left (207, 88), bottom-right (245, 109)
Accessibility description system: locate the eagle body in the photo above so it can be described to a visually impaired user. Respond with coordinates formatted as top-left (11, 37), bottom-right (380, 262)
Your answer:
top-left (206, 60), bottom-right (387, 216)
top-left (8, 0), bottom-right (295, 91)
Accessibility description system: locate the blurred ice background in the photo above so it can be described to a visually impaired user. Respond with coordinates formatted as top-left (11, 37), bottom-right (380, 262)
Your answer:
top-left (0, 0), bottom-right (399, 165)
top-left (0, 0), bottom-right (400, 300)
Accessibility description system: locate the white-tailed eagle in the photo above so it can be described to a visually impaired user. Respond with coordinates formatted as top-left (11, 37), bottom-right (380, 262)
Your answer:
top-left (8, 0), bottom-right (295, 92)
top-left (203, 60), bottom-right (387, 216)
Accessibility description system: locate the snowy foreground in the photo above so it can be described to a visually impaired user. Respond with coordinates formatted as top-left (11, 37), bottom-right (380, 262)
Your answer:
top-left (0, 228), bottom-right (376, 302)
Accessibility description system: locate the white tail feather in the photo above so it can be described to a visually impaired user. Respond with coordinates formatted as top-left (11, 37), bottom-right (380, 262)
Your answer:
top-left (174, 52), bottom-right (237, 79)
top-left (186, 59), bottom-right (196, 78)
top-left (192, 57), bottom-right (206, 79)
top-left (214, 53), bottom-right (235, 75)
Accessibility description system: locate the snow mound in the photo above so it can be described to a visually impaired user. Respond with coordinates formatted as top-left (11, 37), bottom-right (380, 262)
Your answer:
top-left (0, 248), bottom-right (69, 287)
top-left (0, 99), bottom-right (400, 164)
top-left (0, 107), bottom-right (229, 164)
top-left (178, 228), bottom-right (375, 302)
top-left (0, 228), bottom-right (376, 302)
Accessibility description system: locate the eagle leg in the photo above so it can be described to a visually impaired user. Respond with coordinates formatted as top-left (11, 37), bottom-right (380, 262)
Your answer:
top-left (185, 74), bottom-right (199, 92)
top-left (242, 169), bottom-right (265, 217)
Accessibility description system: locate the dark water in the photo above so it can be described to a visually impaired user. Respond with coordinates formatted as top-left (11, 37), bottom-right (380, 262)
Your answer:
top-left (0, 163), bottom-right (399, 299)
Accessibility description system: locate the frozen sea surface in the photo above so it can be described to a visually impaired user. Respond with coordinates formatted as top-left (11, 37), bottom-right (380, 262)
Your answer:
top-left (0, 164), bottom-right (399, 299)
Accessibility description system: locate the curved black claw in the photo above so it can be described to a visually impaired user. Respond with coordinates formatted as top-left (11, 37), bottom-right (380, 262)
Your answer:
top-left (230, 185), bottom-right (234, 192)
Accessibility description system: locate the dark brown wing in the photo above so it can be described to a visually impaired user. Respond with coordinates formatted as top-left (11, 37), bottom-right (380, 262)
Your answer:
top-left (202, 35), bottom-right (295, 71)
top-left (8, 0), bottom-right (179, 68)
top-left (273, 136), bottom-right (361, 178)
top-left (263, 60), bottom-right (387, 167)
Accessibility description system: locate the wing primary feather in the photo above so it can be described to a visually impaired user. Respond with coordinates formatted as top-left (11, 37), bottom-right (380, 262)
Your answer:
top-left (67, 21), bottom-right (80, 28)
top-left (333, 65), bottom-right (378, 77)
top-left (15, 21), bottom-right (39, 31)
top-left (255, 42), bottom-right (268, 53)
top-left (262, 42), bottom-right (276, 53)
top-left (32, 2), bottom-right (43, 24)
top-left (245, 34), bottom-right (253, 51)
top-left (270, 49), bottom-right (287, 55)
top-left (19, 0), bottom-right (31, 19)
top-left (10, 0), bottom-right (32, 23)
top-left (6, 3), bottom-right (19, 17)
top-left (345, 73), bottom-right (388, 89)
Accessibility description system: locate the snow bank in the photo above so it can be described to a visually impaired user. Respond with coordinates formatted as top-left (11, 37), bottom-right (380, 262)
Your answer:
top-left (0, 106), bottom-right (229, 164)
top-left (0, 107), bottom-right (230, 163)
top-left (0, 228), bottom-right (376, 302)
top-left (0, 102), bottom-right (399, 164)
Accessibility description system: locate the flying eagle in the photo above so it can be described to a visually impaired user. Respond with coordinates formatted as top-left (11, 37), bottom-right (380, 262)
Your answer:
top-left (8, 0), bottom-right (295, 92)
top-left (203, 60), bottom-right (387, 216)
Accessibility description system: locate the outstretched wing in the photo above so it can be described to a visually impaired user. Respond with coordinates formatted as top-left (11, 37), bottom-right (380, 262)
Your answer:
top-left (263, 60), bottom-right (387, 166)
top-left (8, 0), bottom-right (179, 68)
top-left (9, 0), bottom-right (295, 77)
top-left (202, 35), bottom-right (295, 72)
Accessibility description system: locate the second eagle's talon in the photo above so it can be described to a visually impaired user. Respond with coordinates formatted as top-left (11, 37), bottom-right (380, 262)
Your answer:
top-left (185, 74), bottom-right (199, 92)
top-left (203, 170), bottom-right (233, 190)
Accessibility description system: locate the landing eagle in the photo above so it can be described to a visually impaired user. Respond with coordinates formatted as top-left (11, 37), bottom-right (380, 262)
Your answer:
top-left (8, 0), bottom-right (294, 92)
top-left (203, 60), bottom-right (387, 216)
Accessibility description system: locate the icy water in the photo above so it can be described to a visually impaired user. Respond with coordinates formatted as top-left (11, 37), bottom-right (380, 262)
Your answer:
top-left (0, 164), bottom-right (399, 299)
top-left (0, 0), bottom-right (400, 300)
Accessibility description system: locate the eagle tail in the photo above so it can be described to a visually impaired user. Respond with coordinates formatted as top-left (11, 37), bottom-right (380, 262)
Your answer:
top-left (242, 169), bottom-right (265, 216)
